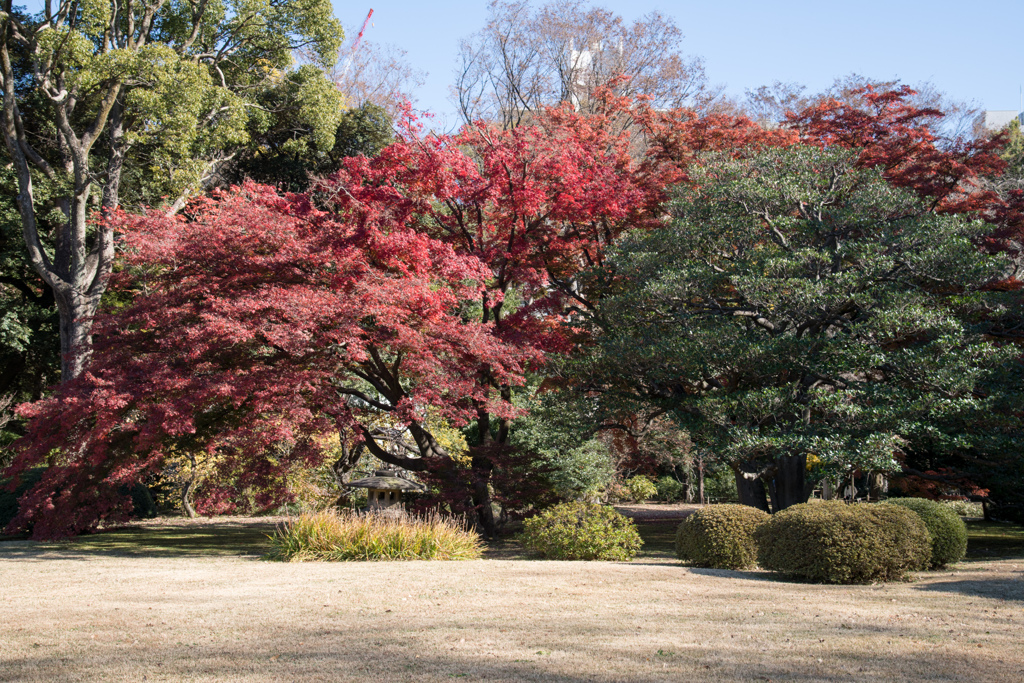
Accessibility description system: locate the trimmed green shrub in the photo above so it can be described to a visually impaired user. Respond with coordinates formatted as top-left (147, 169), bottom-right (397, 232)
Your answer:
top-left (675, 504), bottom-right (769, 569)
top-left (626, 476), bottom-right (657, 502)
top-left (266, 510), bottom-right (483, 561)
top-left (886, 498), bottom-right (967, 568)
top-left (655, 476), bottom-right (686, 502)
top-left (520, 502), bottom-right (643, 560)
top-left (756, 501), bottom-right (931, 584)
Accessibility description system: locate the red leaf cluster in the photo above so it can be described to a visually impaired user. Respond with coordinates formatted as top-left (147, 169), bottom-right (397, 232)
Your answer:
top-left (789, 85), bottom-right (1007, 215)
top-left (6, 184), bottom-right (531, 537)
top-left (5, 95), bottom-right (681, 538)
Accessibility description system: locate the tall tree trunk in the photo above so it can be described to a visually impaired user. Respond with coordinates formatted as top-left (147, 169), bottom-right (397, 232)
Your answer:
top-left (470, 454), bottom-right (496, 538)
top-left (54, 289), bottom-right (100, 381)
top-left (697, 451), bottom-right (705, 505)
top-left (733, 464), bottom-right (770, 512)
top-left (773, 453), bottom-right (811, 511)
top-left (1, 32), bottom-right (120, 383)
top-left (868, 472), bottom-right (887, 501)
top-left (181, 453), bottom-right (198, 519)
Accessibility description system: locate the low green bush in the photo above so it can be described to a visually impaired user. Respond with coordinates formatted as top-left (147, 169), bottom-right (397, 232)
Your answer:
top-left (519, 502), bottom-right (643, 561)
top-left (655, 476), bottom-right (686, 502)
top-left (675, 504), bottom-right (769, 569)
top-left (756, 501), bottom-right (931, 584)
top-left (266, 510), bottom-right (483, 561)
top-left (886, 498), bottom-right (967, 568)
top-left (626, 476), bottom-right (657, 503)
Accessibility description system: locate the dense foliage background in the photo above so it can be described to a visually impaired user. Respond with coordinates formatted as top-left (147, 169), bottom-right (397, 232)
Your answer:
top-left (3, 0), bottom-right (1023, 539)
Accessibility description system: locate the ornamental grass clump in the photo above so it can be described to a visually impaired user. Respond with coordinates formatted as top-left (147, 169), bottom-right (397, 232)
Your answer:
top-left (266, 510), bottom-right (483, 561)
top-left (520, 502), bottom-right (643, 561)
top-left (756, 501), bottom-right (930, 584)
top-left (675, 504), bottom-right (769, 569)
top-left (886, 498), bottom-right (968, 568)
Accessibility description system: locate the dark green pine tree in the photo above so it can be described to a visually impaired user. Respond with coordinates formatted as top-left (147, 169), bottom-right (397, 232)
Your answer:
top-left (578, 144), bottom-right (1022, 512)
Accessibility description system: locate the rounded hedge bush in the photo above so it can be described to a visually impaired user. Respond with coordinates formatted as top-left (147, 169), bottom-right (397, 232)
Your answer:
top-left (675, 504), bottom-right (769, 569)
top-left (520, 502), bottom-right (643, 561)
top-left (886, 498), bottom-right (967, 568)
top-left (756, 501), bottom-right (931, 584)
top-left (626, 476), bottom-right (658, 503)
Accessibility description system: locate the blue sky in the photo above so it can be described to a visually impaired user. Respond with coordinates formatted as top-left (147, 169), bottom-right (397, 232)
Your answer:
top-left (334, 1), bottom-right (1024, 123)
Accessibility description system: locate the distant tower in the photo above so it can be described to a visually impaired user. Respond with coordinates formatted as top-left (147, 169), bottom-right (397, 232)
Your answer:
top-left (567, 38), bottom-right (623, 111)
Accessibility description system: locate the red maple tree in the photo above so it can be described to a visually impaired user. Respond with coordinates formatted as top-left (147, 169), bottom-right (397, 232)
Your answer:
top-left (4, 184), bottom-right (533, 538)
top-left (313, 93), bottom-right (683, 532)
top-left (789, 85), bottom-right (1007, 215)
top-left (4, 94), bottom-right (681, 538)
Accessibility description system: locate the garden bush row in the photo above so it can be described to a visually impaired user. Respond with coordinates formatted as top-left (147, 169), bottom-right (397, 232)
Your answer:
top-left (674, 498), bottom-right (967, 583)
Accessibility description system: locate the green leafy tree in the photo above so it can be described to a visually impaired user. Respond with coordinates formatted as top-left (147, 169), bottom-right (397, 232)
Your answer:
top-left (508, 389), bottom-right (615, 501)
top-left (228, 98), bottom-right (392, 193)
top-left (999, 118), bottom-right (1024, 178)
top-left (0, 0), bottom-right (343, 381)
top-left (577, 144), bottom-right (1019, 512)
top-left (0, 166), bottom-right (60, 408)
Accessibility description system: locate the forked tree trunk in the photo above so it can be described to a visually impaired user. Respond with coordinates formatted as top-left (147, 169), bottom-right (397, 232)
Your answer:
top-left (735, 455), bottom-right (811, 514)
top-left (734, 464), bottom-right (770, 512)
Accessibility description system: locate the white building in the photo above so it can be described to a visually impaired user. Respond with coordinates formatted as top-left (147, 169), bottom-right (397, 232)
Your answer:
top-left (983, 110), bottom-right (1024, 130)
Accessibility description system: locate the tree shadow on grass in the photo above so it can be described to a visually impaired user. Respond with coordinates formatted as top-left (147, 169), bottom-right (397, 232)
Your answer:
top-left (685, 566), bottom-right (783, 583)
top-left (0, 523), bottom-right (276, 560)
top-left (3, 619), bottom-right (1020, 683)
top-left (965, 520), bottom-right (1024, 560)
top-left (914, 573), bottom-right (1024, 602)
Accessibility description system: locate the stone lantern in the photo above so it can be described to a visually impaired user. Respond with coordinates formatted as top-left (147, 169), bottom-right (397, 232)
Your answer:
top-left (346, 470), bottom-right (426, 509)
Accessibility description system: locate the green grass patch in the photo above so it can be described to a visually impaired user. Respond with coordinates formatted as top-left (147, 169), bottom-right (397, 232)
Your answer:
top-left (0, 522), bottom-right (275, 558)
top-left (634, 521), bottom-right (679, 557)
top-left (965, 520), bottom-right (1024, 559)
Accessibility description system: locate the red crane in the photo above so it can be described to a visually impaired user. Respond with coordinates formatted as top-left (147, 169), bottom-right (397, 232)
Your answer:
top-left (339, 9), bottom-right (374, 81)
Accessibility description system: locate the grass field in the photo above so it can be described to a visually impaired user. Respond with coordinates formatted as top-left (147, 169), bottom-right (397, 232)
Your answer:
top-left (1, 514), bottom-right (1022, 682)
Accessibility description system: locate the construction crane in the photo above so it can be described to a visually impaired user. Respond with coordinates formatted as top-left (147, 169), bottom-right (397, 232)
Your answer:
top-left (338, 9), bottom-right (374, 81)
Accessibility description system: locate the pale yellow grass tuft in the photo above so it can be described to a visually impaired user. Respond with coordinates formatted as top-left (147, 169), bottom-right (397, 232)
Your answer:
top-left (266, 509), bottom-right (483, 561)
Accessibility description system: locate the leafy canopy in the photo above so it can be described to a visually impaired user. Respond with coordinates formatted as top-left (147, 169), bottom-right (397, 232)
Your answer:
top-left (578, 142), bottom-right (1016, 490)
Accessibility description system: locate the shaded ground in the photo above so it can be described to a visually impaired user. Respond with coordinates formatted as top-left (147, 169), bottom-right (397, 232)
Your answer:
top-left (2, 514), bottom-right (1023, 682)
top-left (964, 520), bottom-right (1024, 560)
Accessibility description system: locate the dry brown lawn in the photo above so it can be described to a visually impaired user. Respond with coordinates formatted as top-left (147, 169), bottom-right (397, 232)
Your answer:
top-left (1, 516), bottom-right (1023, 682)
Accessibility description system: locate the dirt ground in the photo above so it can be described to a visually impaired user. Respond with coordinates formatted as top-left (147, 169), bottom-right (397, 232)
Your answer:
top-left (612, 502), bottom-right (700, 521)
top-left (1, 516), bottom-right (1022, 682)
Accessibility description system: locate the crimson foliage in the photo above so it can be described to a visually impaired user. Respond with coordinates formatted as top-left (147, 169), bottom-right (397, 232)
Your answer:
top-left (5, 94), bottom-right (679, 538)
top-left (5, 185), bottom-right (529, 538)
